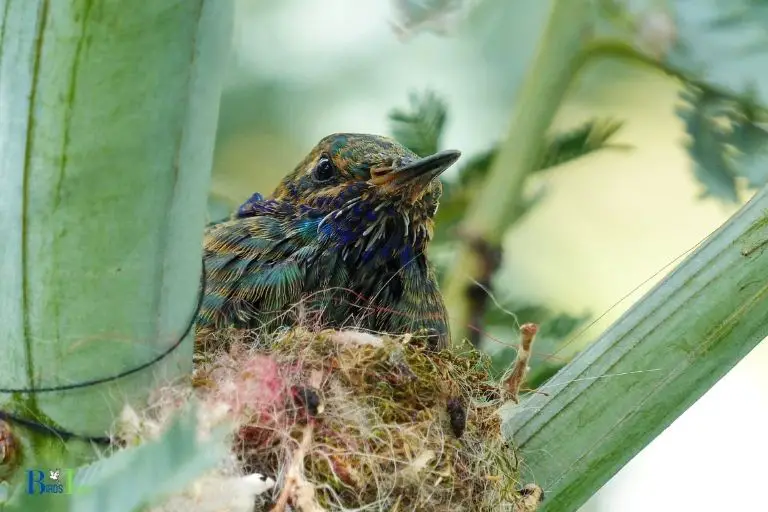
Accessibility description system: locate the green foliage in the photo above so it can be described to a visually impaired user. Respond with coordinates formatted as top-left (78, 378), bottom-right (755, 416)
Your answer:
top-left (597, 0), bottom-right (768, 104)
top-left (3, 405), bottom-right (231, 512)
top-left (594, 0), bottom-right (768, 202)
top-left (456, 118), bottom-right (625, 186)
top-left (667, 0), bottom-right (768, 105)
top-left (72, 405), bottom-right (230, 512)
top-left (730, 104), bottom-right (768, 187)
top-left (677, 86), bottom-right (768, 201)
top-left (677, 88), bottom-right (742, 201)
top-left (438, 121), bottom-right (625, 234)
top-left (389, 91), bottom-right (627, 240)
top-left (538, 118), bottom-right (626, 169)
top-left (388, 91), bottom-right (447, 157)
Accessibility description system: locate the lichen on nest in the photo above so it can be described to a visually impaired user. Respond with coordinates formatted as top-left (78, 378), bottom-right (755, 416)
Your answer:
top-left (192, 327), bottom-right (537, 511)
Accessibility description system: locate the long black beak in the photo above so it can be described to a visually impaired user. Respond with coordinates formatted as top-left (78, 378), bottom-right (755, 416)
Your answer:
top-left (390, 149), bottom-right (461, 184)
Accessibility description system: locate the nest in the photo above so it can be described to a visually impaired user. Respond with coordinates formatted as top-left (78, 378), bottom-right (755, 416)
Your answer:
top-left (190, 327), bottom-right (539, 511)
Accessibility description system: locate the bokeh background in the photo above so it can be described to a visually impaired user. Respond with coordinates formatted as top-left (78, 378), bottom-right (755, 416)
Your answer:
top-left (211, 1), bottom-right (768, 509)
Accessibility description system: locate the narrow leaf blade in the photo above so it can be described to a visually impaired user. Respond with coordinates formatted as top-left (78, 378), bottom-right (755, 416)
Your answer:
top-left (503, 183), bottom-right (768, 511)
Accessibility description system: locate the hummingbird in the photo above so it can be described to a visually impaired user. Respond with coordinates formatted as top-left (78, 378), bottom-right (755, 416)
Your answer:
top-left (197, 133), bottom-right (460, 350)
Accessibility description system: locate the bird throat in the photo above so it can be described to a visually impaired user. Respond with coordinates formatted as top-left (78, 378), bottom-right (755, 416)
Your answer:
top-left (315, 196), bottom-right (433, 268)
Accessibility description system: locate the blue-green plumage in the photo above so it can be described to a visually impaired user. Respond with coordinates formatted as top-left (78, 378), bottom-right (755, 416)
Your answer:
top-left (197, 133), bottom-right (460, 349)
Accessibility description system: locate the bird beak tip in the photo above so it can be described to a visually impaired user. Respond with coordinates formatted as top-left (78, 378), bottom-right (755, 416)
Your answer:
top-left (395, 149), bottom-right (462, 182)
top-left (368, 149), bottom-right (462, 188)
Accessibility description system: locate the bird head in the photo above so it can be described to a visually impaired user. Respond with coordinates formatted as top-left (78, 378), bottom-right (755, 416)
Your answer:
top-left (272, 133), bottom-right (460, 223)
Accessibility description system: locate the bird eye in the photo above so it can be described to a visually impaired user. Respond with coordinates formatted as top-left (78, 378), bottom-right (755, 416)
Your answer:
top-left (312, 156), bottom-right (335, 183)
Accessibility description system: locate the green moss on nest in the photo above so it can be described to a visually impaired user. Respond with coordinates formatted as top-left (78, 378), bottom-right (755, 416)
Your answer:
top-left (194, 328), bottom-right (526, 511)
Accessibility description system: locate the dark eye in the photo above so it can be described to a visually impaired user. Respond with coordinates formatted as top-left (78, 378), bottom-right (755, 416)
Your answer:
top-left (312, 156), bottom-right (335, 182)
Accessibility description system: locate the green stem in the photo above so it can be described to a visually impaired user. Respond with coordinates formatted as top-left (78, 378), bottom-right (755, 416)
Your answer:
top-left (443, 0), bottom-right (592, 345)
top-left (504, 182), bottom-right (768, 511)
top-left (443, 24), bottom-right (768, 345)
top-left (0, 0), bottom-right (232, 485)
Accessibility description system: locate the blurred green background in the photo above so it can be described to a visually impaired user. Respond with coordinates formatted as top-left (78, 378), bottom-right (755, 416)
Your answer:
top-left (210, 1), bottom-right (768, 510)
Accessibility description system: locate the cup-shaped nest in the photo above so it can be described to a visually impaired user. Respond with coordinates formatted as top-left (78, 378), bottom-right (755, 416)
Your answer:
top-left (194, 327), bottom-right (528, 511)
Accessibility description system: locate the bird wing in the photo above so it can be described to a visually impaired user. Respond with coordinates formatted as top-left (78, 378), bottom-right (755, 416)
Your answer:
top-left (385, 258), bottom-right (451, 350)
top-left (197, 214), bottom-right (312, 331)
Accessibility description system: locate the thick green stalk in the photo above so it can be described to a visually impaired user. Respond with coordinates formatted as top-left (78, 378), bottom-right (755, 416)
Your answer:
top-left (442, 0), bottom-right (591, 344)
top-left (504, 185), bottom-right (768, 510)
top-left (0, 0), bottom-right (232, 476)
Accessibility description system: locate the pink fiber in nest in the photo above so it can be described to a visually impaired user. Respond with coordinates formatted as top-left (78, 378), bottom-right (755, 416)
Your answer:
top-left (213, 353), bottom-right (291, 446)
top-left (237, 355), bottom-right (288, 411)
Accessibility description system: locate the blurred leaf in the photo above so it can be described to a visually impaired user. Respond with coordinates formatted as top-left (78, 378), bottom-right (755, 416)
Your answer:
top-left (456, 118), bottom-right (626, 188)
top-left (389, 91), bottom-right (447, 157)
top-left (433, 187), bottom-right (537, 245)
top-left (484, 303), bottom-right (550, 328)
top-left (392, 0), bottom-right (466, 25)
top-left (677, 86), bottom-right (768, 201)
top-left (676, 88), bottom-right (739, 201)
top-left (74, 404), bottom-right (229, 512)
top-left (4, 404), bottom-right (231, 512)
top-left (665, 0), bottom-right (768, 105)
top-left (596, 0), bottom-right (768, 101)
top-left (432, 118), bottom-right (624, 241)
top-left (538, 311), bottom-right (590, 339)
top-left (729, 101), bottom-right (768, 188)
top-left (538, 118), bottom-right (626, 169)
top-left (525, 362), bottom-right (567, 390)
top-left (595, 1), bottom-right (768, 102)
top-left (391, 0), bottom-right (477, 38)
top-left (455, 148), bottom-right (495, 186)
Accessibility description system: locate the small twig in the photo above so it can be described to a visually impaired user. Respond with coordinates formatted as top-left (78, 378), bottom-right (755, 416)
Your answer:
top-left (504, 323), bottom-right (539, 404)
top-left (270, 422), bottom-right (324, 512)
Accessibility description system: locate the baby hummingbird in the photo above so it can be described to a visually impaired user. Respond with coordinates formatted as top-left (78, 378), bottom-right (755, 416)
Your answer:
top-left (197, 133), bottom-right (460, 349)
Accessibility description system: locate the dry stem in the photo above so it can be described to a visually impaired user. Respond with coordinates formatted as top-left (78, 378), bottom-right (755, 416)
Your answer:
top-left (504, 323), bottom-right (539, 403)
